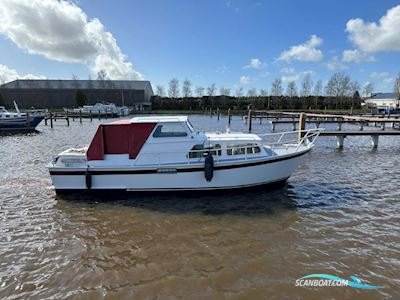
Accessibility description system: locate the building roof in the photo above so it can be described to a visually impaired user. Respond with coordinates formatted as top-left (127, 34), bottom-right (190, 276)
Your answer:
top-left (0, 79), bottom-right (152, 90)
top-left (369, 93), bottom-right (397, 100)
top-left (130, 116), bottom-right (188, 123)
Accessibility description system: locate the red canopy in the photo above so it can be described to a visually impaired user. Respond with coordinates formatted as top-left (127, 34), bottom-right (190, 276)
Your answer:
top-left (87, 122), bottom-right (156, 160)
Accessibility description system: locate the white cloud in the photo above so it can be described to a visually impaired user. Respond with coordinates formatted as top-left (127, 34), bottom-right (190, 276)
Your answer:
top-left (278, 35), bottom-right (324, 62)
top-left (280, 67), bottom-right (295, 74)
top-left (244, 58), bottom-right (266, 69)
top-left (369, 72), bottom-right (394, 87)
top-left (281, 70), bottom-right (314, 84)
top-left (326, 56), bottom-right (348, 70)
top-left (0, 64), bottom-right (46, 84)
top-left (239, 75), bottom-right (250, 85)
top-left (342, 49), bottom-right (375, 63)
top-left (216, 65), bottom-right (228, 73)
top-left (0, 0), bottom-right (142, 80)
top-left (346, 5), bottom-right (400, 52)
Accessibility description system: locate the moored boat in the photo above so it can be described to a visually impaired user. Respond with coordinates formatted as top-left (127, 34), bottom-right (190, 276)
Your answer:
top-left (0, 102), bottom-right (47, 131)
top-left (48, 116), bottom-right (320, 193)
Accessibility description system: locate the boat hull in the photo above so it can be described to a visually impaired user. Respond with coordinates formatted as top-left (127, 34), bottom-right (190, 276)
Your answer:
top-left (0, 116), bottom-right (44, 131)
top-left (49, 149), bottom-right (310, 193)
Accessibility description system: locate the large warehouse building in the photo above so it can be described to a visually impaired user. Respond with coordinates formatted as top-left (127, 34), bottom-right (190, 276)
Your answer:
top-left (0, 79), bottom-right (153, 109)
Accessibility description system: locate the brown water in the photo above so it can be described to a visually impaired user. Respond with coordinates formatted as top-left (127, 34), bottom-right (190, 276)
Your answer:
top-left (0, 115), bottom-right (399, 299)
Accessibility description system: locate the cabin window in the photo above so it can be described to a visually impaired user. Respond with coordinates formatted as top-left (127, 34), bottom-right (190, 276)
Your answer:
top-left (188, 144), bottom-right (222, 158)
top-left (227, 144), bottom-right (261, 155)
top-left (153, 123), bottom-right (188, 138)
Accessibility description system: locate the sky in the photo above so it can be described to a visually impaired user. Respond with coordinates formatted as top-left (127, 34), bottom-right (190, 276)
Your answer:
top-left (0, 0), bottom-right (400, 95)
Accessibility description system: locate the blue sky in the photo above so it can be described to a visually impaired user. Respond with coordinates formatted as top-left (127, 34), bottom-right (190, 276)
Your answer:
top-left (1, 0), bottom-right (400, 94)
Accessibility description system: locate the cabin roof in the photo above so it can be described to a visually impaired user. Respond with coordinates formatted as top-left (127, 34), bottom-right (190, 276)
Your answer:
top-left (206, 132), bottom-right (262, 141)
top-left (129, 116), bottom-right (188, 123)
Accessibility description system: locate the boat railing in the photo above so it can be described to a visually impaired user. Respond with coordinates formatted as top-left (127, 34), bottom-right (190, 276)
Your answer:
top-left (133, 128), bottom-right (321, 166)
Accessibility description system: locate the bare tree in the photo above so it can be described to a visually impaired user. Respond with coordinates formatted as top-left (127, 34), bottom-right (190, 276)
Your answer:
top-left (286, 81), bottom-right (298, 97)
top-left (168, 78), bottom-right (180, 98)
top-left (195, 86), bottom-right (205, 98)
top-left (349, 81), bottom-right (361, 96)
top-left (260, 89), bottom-right (268, 97)
top-left (235, 87), bottom-right (243, 97)
top-left (363, 82), bottom-right (374, 97)
top-left (394, 73), bottom-right (400, 102)
top-left (72, 73), bottom-right (80, 88)
top-left (271, 78), bottom-right (283, 96)
top-left (97, 70), bottom-right (107, 81)
top-left (219, 87), bottom-right (230, 96)
top-left (207, 83), bottom-right (216, 97)
top-left (300, 73), bottom-right (313, 97)
top-left (313, 80), bottom-right (322, 96)
top-left (182, 79), bottom-right (192, 98)
top-left (247, 88), bottom-right (257, 97)
top-left (155, 85), bottom-right (165, 97)
top-left (325, 72), bottom-right (351, 97)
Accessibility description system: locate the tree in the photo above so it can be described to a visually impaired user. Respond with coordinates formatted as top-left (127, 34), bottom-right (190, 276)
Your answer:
top-left (325, 72), bottom-right (351, 97)
top-left (313, 80), bottom-right (323, 96)
top-left (363, 82), bottom-right (374, 97)
top-left (247, 88), bottom-right (257, 97)
top-left (72, 73), bottom-right (80, 89)
top-left (97, 70), bottom-right (107, 81)
top-left (260, 89), bottom-right (268, 97)
top-left (168, 78), bottom-right (180, 98)
top-left (207, 83), bottom-right (216, 97)
top-left (349, 81), bottom-right (361, 96)
top-left (271, 78), bottom-right (283, 96)
top-left (286, 81), bottom-right (298, 97)
top-left (195, 86), bottom-right (205, 97)
top-left (235, 87), bottom-right (243, 97)
top-left (76, 90), bottom-right (87, 107)
top-left (300, 73), bottom-right (313, 97)
top-left (182, 79), bottom-right (192, 98)
top-left (155, 85), bottom-right (165, 97)
top-left (219, 87), bottom-right (230, 96)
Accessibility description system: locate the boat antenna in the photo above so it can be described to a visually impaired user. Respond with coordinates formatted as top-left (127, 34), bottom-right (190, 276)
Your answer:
top-left (13, 101), bottom-right (20, 114)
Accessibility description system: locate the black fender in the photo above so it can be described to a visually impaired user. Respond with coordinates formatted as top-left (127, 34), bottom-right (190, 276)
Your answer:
top-left (204, 152), bottom-right (214, 182)
top-left (85, 169), bottom-right (92, 189)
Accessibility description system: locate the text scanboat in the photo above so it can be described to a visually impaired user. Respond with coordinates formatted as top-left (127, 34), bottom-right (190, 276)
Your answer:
top-left (48, 116), bottom-right (320, 193)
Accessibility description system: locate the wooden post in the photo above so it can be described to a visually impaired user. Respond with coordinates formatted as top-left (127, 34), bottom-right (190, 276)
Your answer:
top-left (66, 111), bottom-right (70, 126)
top-left (371, 135), bottom-right (379, 148)
top-left (50, 112), bottom-right (53, 128)
top-left (90, 110), bottom-right (93, 122)
top-left (26, 113), bottom-right (30, 130)
top-left (98, 111), bottom-right (101, 120)
top-left (72, 113), bottom-right (75, 122)
top-left (209, 107), bottom-right (212, 118)
top-left (381, 122), bottom-right (386, 131)
top-left (217, 108), bottom-right (220, 120)
top-left (298, 113), bottom-right (306, 142)
top-left (248, 109), bottom-right (252, 132)
top-left (228, 108), bottom-right (231, 125)
top-left (350, 107), bottom-right (354, 115)
top-left (44, 115), bottom-right (47, 126)
top-left (79, 110), bottom-right (82, 124)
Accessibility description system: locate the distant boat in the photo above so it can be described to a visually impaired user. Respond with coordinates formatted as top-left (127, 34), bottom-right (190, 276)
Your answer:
top-left (0, 101), bottom-right (47, 131)
top-left (64, 102), bottom-right (130, 117)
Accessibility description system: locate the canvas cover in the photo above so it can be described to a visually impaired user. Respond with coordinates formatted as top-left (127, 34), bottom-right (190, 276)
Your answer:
top-left (87, 122), bottom-right (156, 160)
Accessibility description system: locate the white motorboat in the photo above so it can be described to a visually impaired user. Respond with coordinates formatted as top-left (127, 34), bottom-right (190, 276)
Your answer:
top-left (48, 116), bottom-right (320, 193)
top-left (64, 102), bottom-right (129, 117)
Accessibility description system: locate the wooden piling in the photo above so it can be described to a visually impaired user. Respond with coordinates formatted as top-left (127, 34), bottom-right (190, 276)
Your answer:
top-left (217, 108), bottom-right (220, 120)
top-left (228, 108), bottom-right (231, 125)
top-left (90, 110), bottom-right (93, 122)
top-left (98, 111), bottom-right (101, 120)
top-left (50, 112), bottom-right (53, 128)
top-left (66, 111), bottom-right (70, 126)
top-left (209, 107), bottom-right (212, 118)
top-left (298, 113), bottom-right (306, 142)
top-left (248, 109), bottom-right (252, 132)
top-left (79, 110), bottom-right (82, 124)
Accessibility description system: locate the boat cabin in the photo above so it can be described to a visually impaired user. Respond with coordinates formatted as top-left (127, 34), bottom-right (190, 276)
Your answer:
top-left (86, 116), bottom-right (267, 167)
